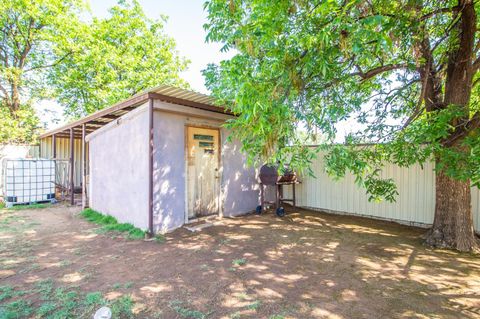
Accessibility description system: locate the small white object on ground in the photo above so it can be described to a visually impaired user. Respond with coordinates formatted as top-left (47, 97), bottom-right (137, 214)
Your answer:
top-left (93, 306), bottom-right (112, 319)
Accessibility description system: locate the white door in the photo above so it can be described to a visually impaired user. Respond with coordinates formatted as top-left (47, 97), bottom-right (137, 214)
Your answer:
top-left (186, 126), bottom-right (220, 219)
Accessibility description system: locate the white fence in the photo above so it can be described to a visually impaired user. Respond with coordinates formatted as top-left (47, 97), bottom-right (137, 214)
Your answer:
top-left (0, 144), bottom-right (39, 159)
top-left (285, 151), bottom-right (480, 232)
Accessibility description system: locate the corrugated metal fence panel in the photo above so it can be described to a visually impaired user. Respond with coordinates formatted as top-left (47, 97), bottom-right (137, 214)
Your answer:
top-left (285, 151), bottom-right (480, 231)
top-left (40, 137), bottom-right (83, 187)
top-left (473, 190), bottom-right (480, 232)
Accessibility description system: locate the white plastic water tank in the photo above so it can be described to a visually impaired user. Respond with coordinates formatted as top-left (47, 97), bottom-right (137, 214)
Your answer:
top-left (1, 158), bottom-right (56, 207)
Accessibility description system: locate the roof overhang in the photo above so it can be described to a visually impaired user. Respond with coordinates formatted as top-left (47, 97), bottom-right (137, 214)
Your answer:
top-left (39, 85), bottom-right (232, 139)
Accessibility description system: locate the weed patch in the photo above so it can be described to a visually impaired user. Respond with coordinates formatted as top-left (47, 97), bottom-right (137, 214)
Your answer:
top-left (169, 300), bottom-right (207, 319)
top-left (0, 286), bottom-right (14, 302)
top-left (246, 300), bottom-right (261, 311)
top-left (80, 209), bottom-right (146, 240)
top-left (110, 295), bottom-right (134, 318)
top-left (112, 282), bottom-right (133, 290)
top-left (0, 279), bottom-right (135, 319)
top-left (154, 234), bottom-right (166, 243)
top-left (232, 258), bottom-right (247, 266)
top-left (8, 203), bottom-right (52, 211)
top-left (0, 300), bottom-right (33, 318)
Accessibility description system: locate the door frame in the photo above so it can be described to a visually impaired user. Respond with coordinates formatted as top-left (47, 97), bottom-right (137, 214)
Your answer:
top-left (184, 124), bottom-right (222, 223)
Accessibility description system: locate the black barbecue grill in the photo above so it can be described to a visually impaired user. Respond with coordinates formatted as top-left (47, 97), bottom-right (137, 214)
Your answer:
top-left (256, 164), bottom-right (299, 217)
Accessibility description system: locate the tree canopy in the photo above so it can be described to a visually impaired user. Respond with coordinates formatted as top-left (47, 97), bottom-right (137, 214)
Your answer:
top-left (0, 0), bottom-right (85, 143)
top-left (0, 0), bottom-right (188, 143)
top-left (204, 0), bottom-right (480, 196)
top-left (48, 0), bottom-right (189, 118)
top-left (204, 0), bottom-right (480, 251)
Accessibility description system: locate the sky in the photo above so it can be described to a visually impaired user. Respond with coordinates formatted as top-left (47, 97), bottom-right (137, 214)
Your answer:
top-left (38, 0), bottom-right (234, 129)
top-left (89, 0), bottom-right (234, 94)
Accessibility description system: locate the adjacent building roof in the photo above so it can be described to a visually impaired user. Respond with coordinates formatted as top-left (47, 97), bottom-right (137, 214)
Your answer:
top-left (39, 85), bottom-right (230, 139)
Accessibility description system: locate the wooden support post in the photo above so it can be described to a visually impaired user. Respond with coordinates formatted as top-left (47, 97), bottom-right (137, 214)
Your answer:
top-left (292, 183), bottom-right (296, 209)
top-left (52, 134), bottom-right (57, 159)
top-left (81, 124), bottom-right (86, 209)
top-left (148, 98), bottom-right (154, 236)
top-left (69, 128), bottom-right (75, 205)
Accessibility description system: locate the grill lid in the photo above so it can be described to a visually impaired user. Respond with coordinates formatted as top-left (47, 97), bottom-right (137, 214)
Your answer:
top-left (258, 164), bottom-right (297, 185)
top-left (259, 164), bottom-right (278, 185)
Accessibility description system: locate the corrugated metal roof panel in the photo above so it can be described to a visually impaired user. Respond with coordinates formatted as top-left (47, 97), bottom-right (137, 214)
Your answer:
top-left (39, 85), bottom-right (226, 139)
top-left (151, 85), bottom-right (216, 105)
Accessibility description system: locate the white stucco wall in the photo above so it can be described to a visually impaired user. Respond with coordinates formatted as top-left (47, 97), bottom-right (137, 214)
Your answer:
top-left (221, 133), bottom-right (259, 217)
top-left (87, 104), bottom-right (149, 230)
top-left (87, 100), bottom-right (259, 233)
top-left (152, 109), bottom-right (186, 233)
top-left (152, 100), bottom-right (259, 232)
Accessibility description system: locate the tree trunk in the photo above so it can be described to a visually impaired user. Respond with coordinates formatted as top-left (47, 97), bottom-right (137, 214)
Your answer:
top-left (424, 0), bottom-right (478, 252)
top-left (426, 167), bottom-right (478, 252)
top-left (10, 83), bottom-right (20, 113)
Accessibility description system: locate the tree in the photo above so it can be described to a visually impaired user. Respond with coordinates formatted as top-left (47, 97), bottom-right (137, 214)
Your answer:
top-left (48, 0), bottom-right (189, 117)
top-left (0, 0), bottom-right (84, 143)
top-left (1, 0), bottom-right (189, 142)
top-left (0, 104), bottom-right (40, 143)
top-left (204, 0), bottom-right (480, 251)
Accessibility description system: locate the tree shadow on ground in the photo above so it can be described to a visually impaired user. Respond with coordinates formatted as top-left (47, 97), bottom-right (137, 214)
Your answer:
top-left (1, 205), bottom-right (480, 318)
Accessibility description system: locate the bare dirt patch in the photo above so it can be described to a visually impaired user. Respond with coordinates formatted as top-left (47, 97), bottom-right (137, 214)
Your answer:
top-left (1, 204), bottom-right (480, 318)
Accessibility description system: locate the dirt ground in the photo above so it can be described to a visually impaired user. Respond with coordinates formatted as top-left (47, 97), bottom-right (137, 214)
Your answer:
top-left (1, 204), bottom-right (480, 319)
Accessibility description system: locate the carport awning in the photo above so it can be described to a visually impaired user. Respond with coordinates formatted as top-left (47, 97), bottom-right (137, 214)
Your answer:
top-left (39, 85), bottom-right (231, 139)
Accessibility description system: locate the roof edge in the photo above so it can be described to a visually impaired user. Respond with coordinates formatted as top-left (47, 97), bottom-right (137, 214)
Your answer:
top-left (39, 86), bottom-right (230, 139)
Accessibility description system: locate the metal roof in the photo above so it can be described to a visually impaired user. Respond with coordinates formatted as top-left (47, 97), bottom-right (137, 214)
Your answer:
top-left (151, 85), bottom-right (215, 105)
top-left (39, 85), bottom-right (229, 139)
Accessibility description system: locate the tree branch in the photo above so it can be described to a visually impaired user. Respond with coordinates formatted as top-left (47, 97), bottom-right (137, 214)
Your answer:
top-left (351, 63), bottom-right (409, 80)
top-left (420, 6), bottom-right (460, 21)
top-left (443, 112), bottom-right (480, 147)
top-left (17, 18), bottom-right (35, 69)
top-left (472, 76), bottom-right (480, 88)
top-left (24, 51), bottom-right (72, 72)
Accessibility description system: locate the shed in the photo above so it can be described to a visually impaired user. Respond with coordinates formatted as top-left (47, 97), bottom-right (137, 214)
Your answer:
top-left (39, 86), bottom-right (259, 233)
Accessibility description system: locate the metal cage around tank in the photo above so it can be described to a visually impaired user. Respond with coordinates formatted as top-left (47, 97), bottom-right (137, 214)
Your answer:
top-left (1, 158), bottom-right (56, 207)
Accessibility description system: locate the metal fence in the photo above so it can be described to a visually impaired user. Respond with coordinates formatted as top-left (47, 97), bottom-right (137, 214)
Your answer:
top-left (40, 137), bottom-right (85, 187)
top-left (284, 150), bottom-right (480, 232)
